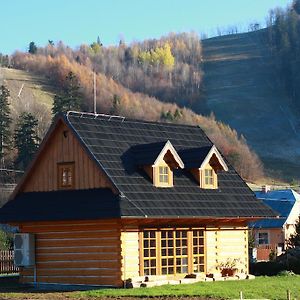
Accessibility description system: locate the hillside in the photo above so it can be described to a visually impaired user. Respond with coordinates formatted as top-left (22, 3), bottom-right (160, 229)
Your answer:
top-left (0, 52), bottom-right (263, 181)
top-left (196, 30), bottom-right (300, 180)
top-left (0, 67), bottom-right (53, 136)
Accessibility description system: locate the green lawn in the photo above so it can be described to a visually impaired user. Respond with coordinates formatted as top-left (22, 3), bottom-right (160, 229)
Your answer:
top-left (81, 276), bottom-right (300, 300)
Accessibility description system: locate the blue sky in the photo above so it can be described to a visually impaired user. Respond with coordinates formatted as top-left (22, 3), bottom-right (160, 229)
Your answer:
top-left (1, 0), bottom-right (291, 54)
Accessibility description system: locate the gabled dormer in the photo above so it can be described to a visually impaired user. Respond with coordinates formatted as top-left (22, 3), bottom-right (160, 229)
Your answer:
top-left (133, 140), bottom-right (184, 188)
top-left (179, 145), bottom-right (228, 189)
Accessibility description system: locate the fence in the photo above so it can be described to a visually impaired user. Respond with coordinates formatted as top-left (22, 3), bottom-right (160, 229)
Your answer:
top-left (0, 250), bottom-right (18, 274)
top-left (255, 244), bottom-right (278, 261)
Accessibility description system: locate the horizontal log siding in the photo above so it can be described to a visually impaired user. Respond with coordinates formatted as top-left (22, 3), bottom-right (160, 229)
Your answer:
top-left (19, 220), bottom-right (122, 287)
top-left (22, 122), bottom-right (113, 193)
top-left (206, 226), bottom-right (248, 274)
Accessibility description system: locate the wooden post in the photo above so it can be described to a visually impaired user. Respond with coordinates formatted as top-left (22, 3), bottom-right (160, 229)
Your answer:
top-left (287, 289), bottom-right (291, 300)
top-left (240, 291), bottom-right (243, 300)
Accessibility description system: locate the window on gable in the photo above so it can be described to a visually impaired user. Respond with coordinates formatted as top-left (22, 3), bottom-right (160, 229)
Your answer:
top-left (58, 163), bottom-right (74, 189)
top-left (258, 232), bottom-right (269, 245)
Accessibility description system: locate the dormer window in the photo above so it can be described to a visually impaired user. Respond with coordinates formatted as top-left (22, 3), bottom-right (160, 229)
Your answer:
top-left (204, 168), bottom-right (214, 186)
top-left (159, 166), bottom-right (169, 184)
top-left (201, 165), bottom-right (217, 189)
top-left (132, 140), bottom-right (184, 188)
top-left (179, 145), bottom-right (228, 190)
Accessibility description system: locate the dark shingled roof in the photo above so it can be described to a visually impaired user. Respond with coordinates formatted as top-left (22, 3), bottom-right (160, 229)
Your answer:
top-left (0, 112), bottom-right (276, 222)
top-left (178, 146), bottom-right (212, 169)
top-left (131, 141), bottom-right (169, 166)
top-left (63, 112), bottom-right (274, 218)
top-left (0, 189), bottom-right (128, 222)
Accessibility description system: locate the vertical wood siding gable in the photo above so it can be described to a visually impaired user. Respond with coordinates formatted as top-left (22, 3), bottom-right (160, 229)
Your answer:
top-left (22, 122), bottom-right (114, 193)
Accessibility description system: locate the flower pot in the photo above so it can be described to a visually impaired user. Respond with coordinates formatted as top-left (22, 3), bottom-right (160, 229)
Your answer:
top-left (221, 268), bottom-right (237, 277)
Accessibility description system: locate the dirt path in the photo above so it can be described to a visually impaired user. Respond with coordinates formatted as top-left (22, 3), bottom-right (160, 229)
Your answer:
top-left (0, 277), bottom-right (216, 300)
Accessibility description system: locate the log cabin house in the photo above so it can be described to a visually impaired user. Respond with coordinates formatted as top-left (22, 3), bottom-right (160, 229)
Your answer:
top-left (0, 111), bottom-right (275, 287)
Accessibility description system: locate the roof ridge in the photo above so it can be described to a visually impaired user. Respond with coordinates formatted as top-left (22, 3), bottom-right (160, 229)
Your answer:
top-left (66, 111), bottom-right (205, 129)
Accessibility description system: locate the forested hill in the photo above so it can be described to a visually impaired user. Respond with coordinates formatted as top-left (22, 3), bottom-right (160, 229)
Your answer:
top-left (197, 30), bottom-right (300, 180)
top-left (0, 40), bottom-right (263, 182)
top-left (3, 15), bottom-right (300, 181)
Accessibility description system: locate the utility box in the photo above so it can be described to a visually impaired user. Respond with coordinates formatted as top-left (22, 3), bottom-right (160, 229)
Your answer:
top-left (14, 233), bottom-right (35, 267)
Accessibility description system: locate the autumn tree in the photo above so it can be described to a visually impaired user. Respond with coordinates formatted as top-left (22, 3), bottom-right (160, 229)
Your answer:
top-left (14, 112), bottom-right (40, 170)
top-left (110, 94), bottom-right (121, 114)
top-left (52, 71), bottom-right (83, 117)
top-left (0, 85), bottom-right (12, 162)
top-left (138, 43), bottom-right (175, 69)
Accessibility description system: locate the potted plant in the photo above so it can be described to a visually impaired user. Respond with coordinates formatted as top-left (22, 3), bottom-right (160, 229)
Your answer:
top-left (217, 258), bottom-right (241, 277)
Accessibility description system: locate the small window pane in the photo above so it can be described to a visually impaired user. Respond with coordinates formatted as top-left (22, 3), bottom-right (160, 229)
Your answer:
top-left (258, 232), bottom-right (269, 244)
top-left (150, 269), bottom-right (156, 275)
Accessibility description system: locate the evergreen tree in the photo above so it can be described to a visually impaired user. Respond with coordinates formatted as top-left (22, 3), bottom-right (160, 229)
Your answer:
top-left (28, 41), bottom-right (37, 54)
top-left (293, 0), bottom-right (300, 14)
top-left (287, 216), bottom-right (300, 248)
top-left (52, 71), bottom-right (83, 117)
top-left (0, 85), bottom-right (12, 161)
top-left (96, 36), bottom-right (103, 46)
top-left (14, 112), bottom-right (40, 170)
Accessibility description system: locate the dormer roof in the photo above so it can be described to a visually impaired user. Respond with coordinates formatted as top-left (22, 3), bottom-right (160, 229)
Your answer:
top-left (179, 145), bottom-right (228, 171)
top-left (132, 140), bottom-right (184, 168)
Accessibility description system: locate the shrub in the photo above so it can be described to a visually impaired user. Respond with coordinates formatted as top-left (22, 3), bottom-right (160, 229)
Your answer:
top-left (250, 261), bottom-right (285, 276)
top-left (0, 230), bottom-right (13, 250)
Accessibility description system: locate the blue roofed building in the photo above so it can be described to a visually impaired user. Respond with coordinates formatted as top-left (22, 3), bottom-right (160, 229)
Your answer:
top-left (249, 188), bottom-right (300, 261)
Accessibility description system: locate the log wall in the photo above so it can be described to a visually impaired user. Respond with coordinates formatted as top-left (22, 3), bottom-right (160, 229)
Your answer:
top-left (206, 226), bottom-right (248, 274)
top-left (19, 220), bottom-right (122, 287)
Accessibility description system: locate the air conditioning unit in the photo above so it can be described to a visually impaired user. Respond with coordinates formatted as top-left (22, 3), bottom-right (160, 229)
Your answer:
top-left (14, 233), bottom-right (35, 267)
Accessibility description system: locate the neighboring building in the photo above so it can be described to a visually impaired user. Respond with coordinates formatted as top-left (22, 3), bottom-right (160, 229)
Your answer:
top-left (250, 188), bottom-right (300, 261)
top-left (0, 112), bottom-right (275, 287)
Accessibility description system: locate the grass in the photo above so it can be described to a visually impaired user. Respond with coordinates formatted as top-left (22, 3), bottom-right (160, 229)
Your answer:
top-left (0, 275), bottom-right (300, 299)
top-left (80, 276), bottom-right (300, 299)
top-left (2, 67), bottom-right (55, 108)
